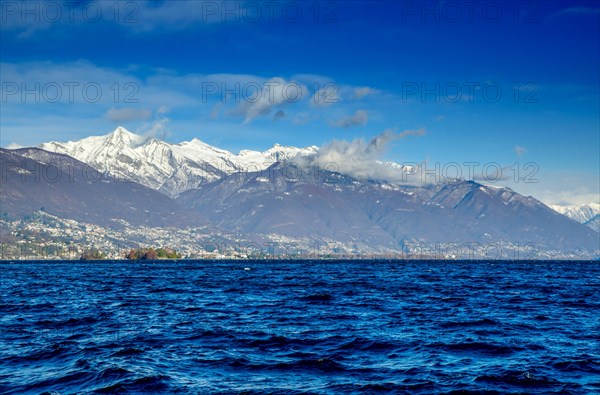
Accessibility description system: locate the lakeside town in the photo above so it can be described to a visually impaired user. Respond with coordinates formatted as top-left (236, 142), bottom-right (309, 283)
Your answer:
top-left (0, 211), bottom-right (583, 261)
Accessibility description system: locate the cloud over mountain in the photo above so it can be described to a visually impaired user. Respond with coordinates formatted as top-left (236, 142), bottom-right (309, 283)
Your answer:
top-left (298, 128), bottom-right (426, 182)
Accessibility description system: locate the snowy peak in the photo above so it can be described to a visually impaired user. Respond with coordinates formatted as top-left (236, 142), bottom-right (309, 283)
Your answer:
top-left (175, 137), bottom-right (236, 159)
top-left (38, 128), bottom-right (320, 197)
top-left (40, 126), bottom-right (138, 158)
top-left (551, 203), bottom-right (600, 225)
top-left (102, 126), bottom-right (141, 152)
top-left (110, 126), bottom-right (137, 142)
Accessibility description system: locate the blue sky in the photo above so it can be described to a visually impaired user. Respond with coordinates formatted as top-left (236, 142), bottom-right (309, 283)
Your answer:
top-left (1, 0), bottom-right (599, 205)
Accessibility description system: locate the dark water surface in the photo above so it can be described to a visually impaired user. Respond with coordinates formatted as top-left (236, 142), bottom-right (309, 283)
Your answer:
top-left (1, 260), bottom-right (599, 394)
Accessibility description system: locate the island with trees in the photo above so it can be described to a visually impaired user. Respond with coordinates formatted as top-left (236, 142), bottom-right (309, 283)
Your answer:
top-left (125, 247), bottom-right (182, 260)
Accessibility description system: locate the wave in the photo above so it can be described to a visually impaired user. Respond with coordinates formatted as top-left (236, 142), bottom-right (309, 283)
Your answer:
top-left (2, 260), bottom-right (599, 394)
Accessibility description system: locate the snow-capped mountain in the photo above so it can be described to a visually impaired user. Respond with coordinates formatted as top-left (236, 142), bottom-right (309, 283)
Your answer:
top-left (39, 127), bottom-right (318, 197)
top-left (1, 148), bottom-right (204, 228)
top-left (3, 141), bottom-right (599, 257)
top-left (551, 203), bottom-right (600, 224)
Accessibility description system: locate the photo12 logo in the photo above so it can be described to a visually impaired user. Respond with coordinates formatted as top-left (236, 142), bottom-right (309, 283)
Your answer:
top-left (1, 81), bottom-right (139, 104)
top-left (200, 80), bottom-right (339, 105)
top-left (198, 1), bottom-right (340, 23)
top-left (1, 157), bottom-right (134, 185)
top-left (400, 81), bottom-right (539, 104)
top-left (0, 1), bottom-right (340, 25)
top-left (401, 241), bottom-right (540, 260)
top-left (400, 161), bottom-right (540, 184)
top-left (1, 1), bottom-right (139, 24)
top-left (398, 1), bottom-right (539, 24)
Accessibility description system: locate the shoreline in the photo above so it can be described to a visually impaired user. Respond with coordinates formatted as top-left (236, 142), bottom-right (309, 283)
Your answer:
top-left (1, 258), bottom-right (598, 264)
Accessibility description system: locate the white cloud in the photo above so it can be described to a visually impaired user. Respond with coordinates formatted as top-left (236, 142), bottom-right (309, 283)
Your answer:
top-left (133, 117), bottom-right (171, 146)
top-left (0, 60), bottom-right (202, 109)
top-left (331, 110), bottom-right (368, 128)
top-left (0, 1), bottom-right (241, 37)
top-left (233, 77), bottom-right (308, 124)
top-left (533, 188), bottom-right (600, 207)
top-left (1, 61), bottom-right (387, 134)
top-left (352, 87), bottom-right (379, 99)
top-left (297, 128), bottom-right (426, 182)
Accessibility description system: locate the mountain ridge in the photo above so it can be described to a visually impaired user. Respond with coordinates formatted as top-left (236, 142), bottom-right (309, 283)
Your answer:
top-left (177, 162), bottom-right (599, 253)
top-left (39, 126), bottom-right (319, 197)
top-left (1, 147), bottom-right (205, 228)
top-left (1, 128), bottom-right (597, 258)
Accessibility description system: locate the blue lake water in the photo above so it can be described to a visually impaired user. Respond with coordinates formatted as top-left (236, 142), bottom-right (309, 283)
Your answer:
top-left (0, 260), bottom-right (599, 394)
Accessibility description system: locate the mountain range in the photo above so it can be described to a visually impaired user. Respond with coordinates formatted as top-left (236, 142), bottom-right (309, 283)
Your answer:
top-left (39, 126), bottom-right (318, 197)
top-left (178, 162), bottom-right (598, 253)
top-left (1, 147), bottom-right (203, 228)
top-left (1, 127), bottom-right (598, 259)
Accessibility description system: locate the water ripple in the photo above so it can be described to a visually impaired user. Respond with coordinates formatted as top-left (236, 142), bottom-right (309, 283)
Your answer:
top-left (0, 260), bottom-right (598, 394)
